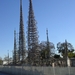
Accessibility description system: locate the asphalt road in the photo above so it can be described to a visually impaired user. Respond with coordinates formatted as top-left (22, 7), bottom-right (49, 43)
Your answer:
top-left (0, 73), bottom-right (8, 75)
top-left (0, 72), bottom-right (10, 75)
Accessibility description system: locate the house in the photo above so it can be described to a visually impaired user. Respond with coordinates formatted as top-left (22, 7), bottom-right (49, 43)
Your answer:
top-left (70, 58), bottom-right (75, 67)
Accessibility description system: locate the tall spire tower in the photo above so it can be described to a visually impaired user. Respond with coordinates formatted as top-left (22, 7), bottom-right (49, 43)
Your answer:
top-left (46, 29), bottom-right (50, 58)
top-left (65, 40), bottom-right (68, 66)
top-left (19, 0), bottom-right (26, 64)
top-left (27, 0), bottom-right (40, 64)
top-left (13, 30), bottom-right (17, 65)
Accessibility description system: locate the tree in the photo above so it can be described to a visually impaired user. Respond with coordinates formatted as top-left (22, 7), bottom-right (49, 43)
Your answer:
top-left (40, 41), bottom-right (55, 59)
top-left (68, 51), bottom-right (75, 58)
top-left (57, 41), bottom-right (74, 58)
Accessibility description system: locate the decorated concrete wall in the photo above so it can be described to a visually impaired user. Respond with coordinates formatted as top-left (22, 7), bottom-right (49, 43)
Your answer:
top-left (0, 66), bottom-right (75, 75)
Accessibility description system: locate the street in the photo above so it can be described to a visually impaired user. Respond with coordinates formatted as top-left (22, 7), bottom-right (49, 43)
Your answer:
top-left (0, 72), bottom-right (10, 75)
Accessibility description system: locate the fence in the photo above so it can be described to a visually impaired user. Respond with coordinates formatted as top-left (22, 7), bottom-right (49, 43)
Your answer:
top-left (0, 66), bottom-right (75, 75)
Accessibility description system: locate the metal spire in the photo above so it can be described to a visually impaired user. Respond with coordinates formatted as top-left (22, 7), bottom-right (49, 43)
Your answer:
top-left (29, 0), bottom-right (33, 9)
top-left (46, 28), bottom-right (49, 43)
top-left (27, 0), bottom-right (40, 65)
top-left (46, 29), bottom-right (50, 58)
top-left (8, 50), bottom-right (9, 65)
top-left (19, 0), bottom-right (26, 64)
top-left (13, 30), bottom-right (17, 65)
top-left (20, 0), bottom-right (23, 26)
top-left (65, 39), bottom-right (68, 66)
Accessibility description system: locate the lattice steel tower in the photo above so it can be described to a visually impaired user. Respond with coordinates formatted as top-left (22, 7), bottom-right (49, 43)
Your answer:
top-left (13, 30), bottom-right (17, 65)
top-left (65, 40), bottom-right (68, 66)
top-left (27, 0), bottom-right (40, 64)
top-left (19, 0), bottom-right (26, 64)
top-left (46, 29), bottom-right (50, 58)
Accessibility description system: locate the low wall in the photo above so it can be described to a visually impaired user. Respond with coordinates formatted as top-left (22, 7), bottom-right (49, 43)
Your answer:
top-left (0, 66), bottom-right (75, 75)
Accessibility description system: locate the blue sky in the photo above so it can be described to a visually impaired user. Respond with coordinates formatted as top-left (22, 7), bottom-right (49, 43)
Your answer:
top-left (0, 0), bottom-right (75, 59)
